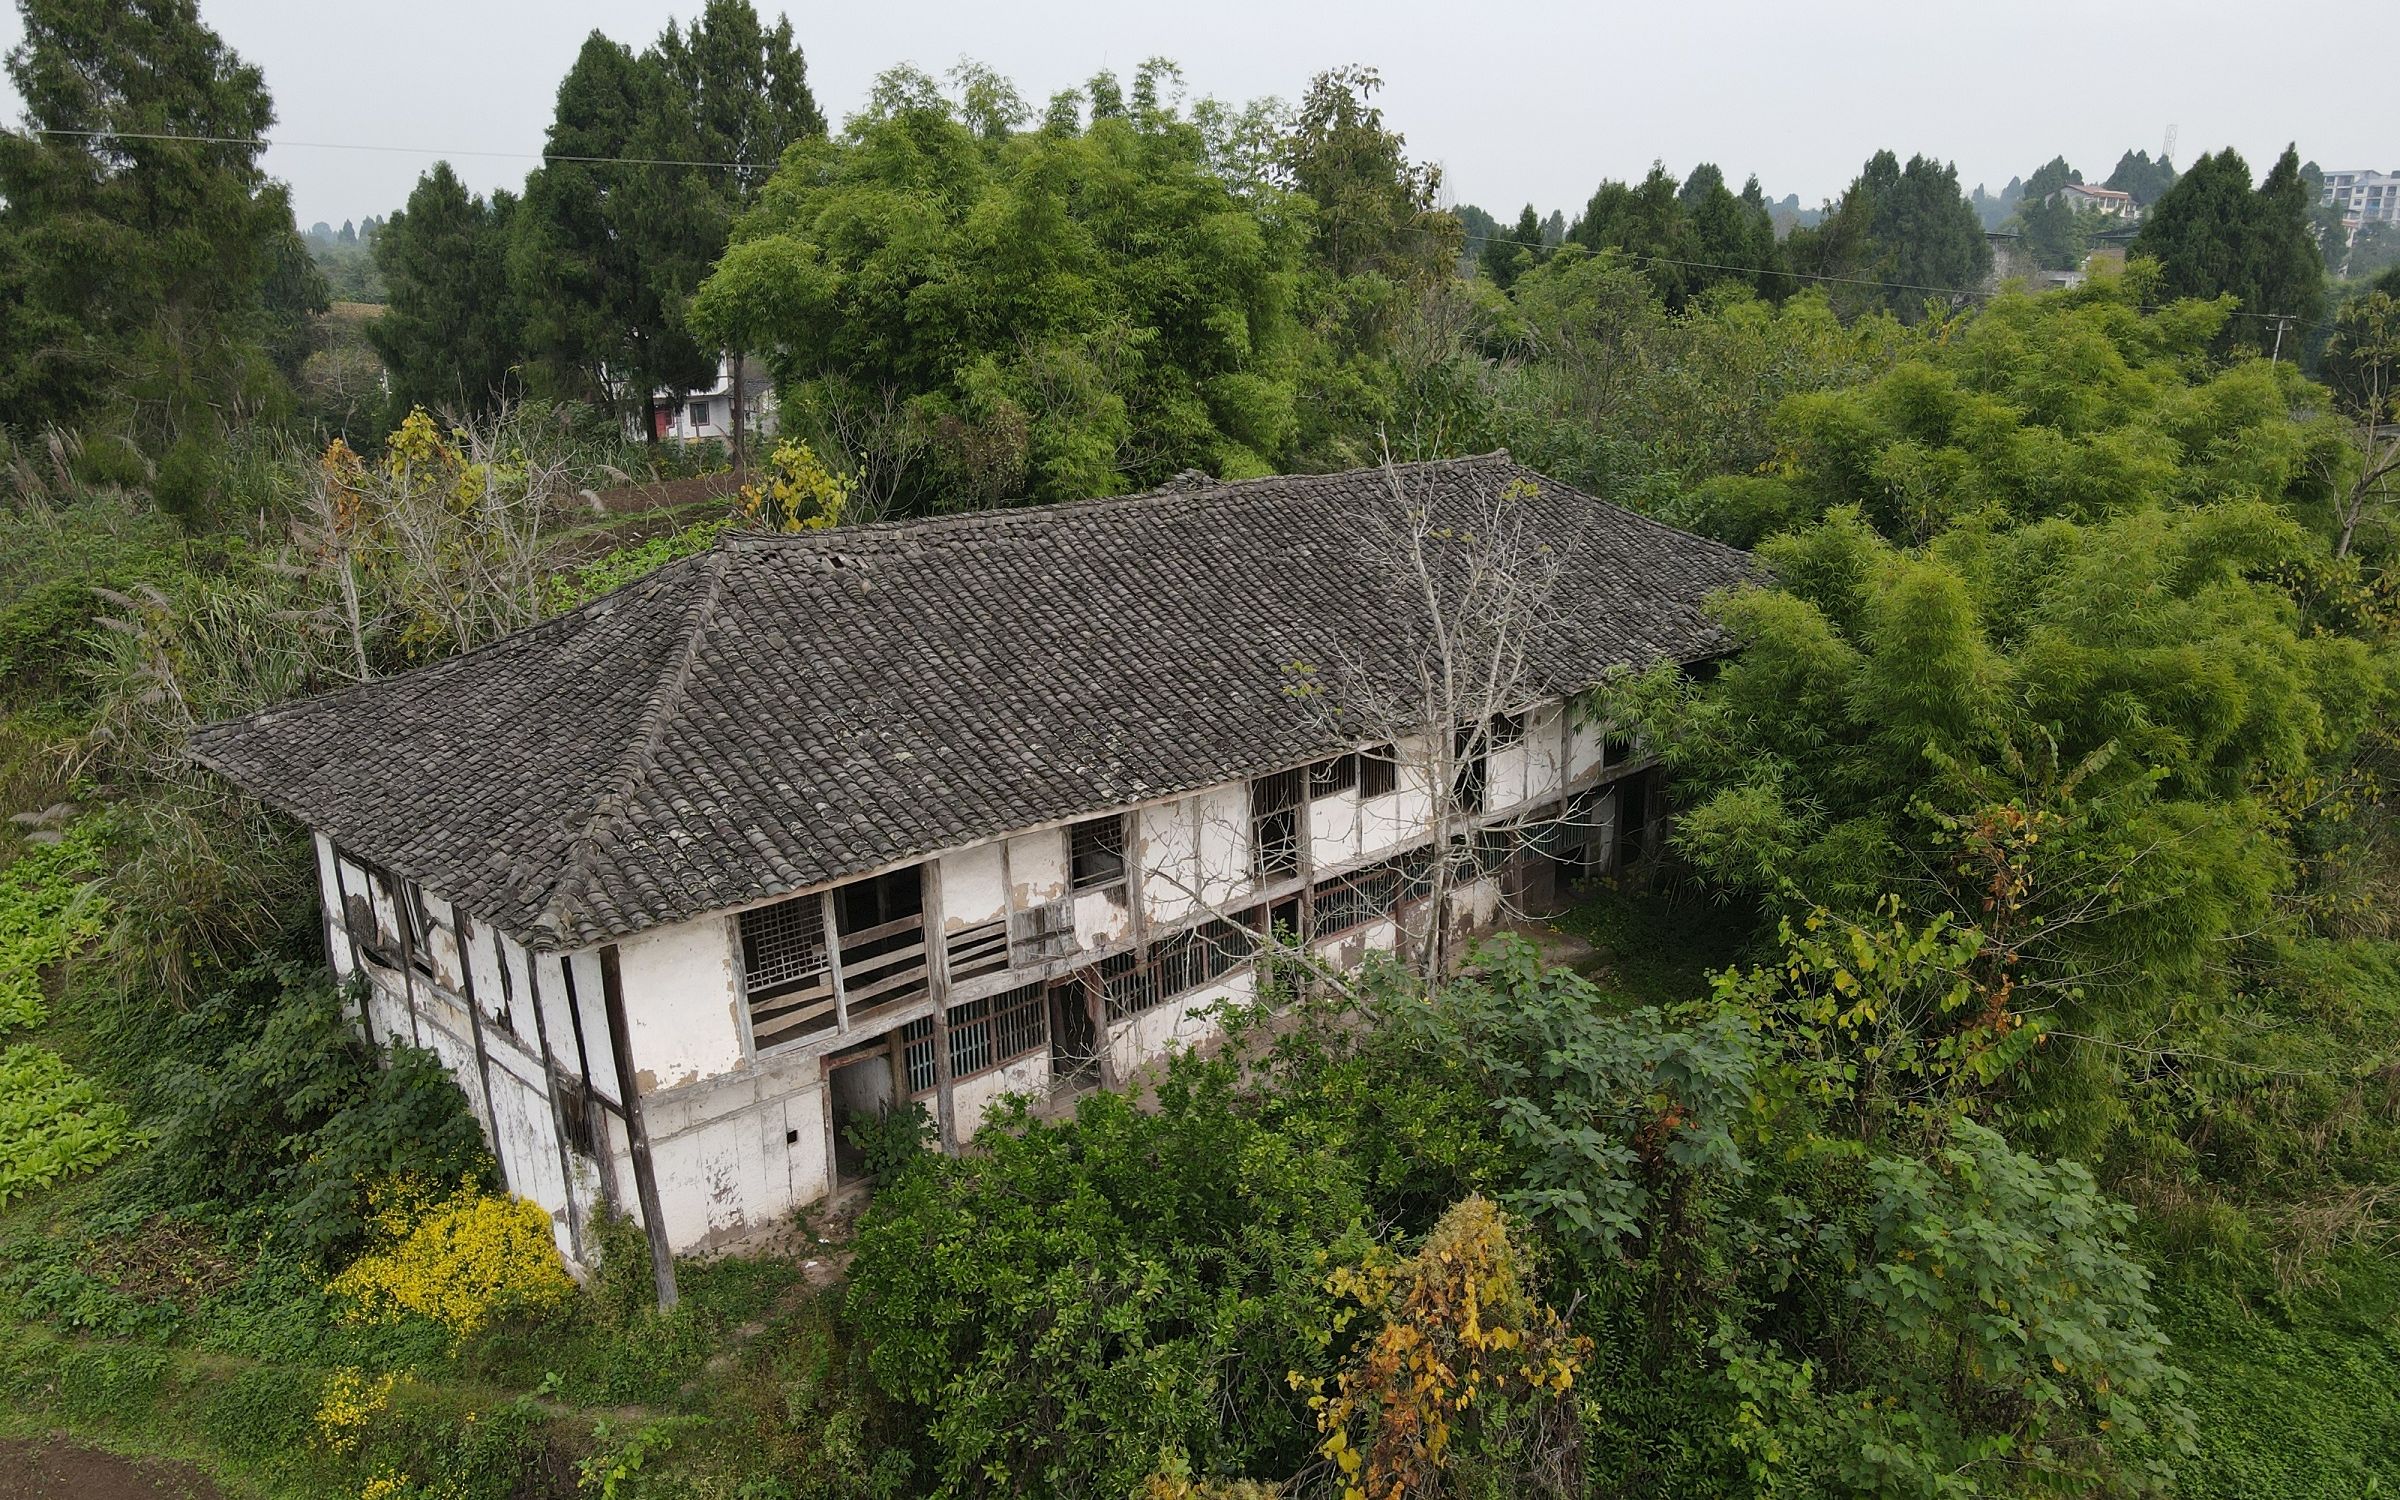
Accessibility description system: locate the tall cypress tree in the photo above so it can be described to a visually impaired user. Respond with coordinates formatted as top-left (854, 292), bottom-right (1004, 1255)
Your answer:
top-left (513, 32), bottom-right (655, 413)
top-left (368, 162), bottom-right (520, 419)
top-left (2134, 146), bottom-right (2324, 344)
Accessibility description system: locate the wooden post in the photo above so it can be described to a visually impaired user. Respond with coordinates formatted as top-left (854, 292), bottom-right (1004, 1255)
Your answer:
top-left (327, 853), bottom-right (373, 1045)
top-left (822, 896), bottom-right (850, 1032)
top-left (453, 914), bottom-right (508, 1192)
top-left (511, 934), bottom-right (586, 1267)
top-left (600, 945), bottom-right (679, 1310)
top-left (921, 861), bottom-right (960, 1155)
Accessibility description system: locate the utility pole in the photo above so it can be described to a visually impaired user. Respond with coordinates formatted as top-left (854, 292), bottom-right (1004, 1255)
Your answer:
top-left (2271, 315), bottom-right (2289, 365)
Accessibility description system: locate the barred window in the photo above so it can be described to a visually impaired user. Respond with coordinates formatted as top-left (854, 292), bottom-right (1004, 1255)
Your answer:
top-left (1096, 949), bottom-right (1157, 1024)
top-left (1307, 753), bottom-right (1357, 799)
top-left (1312, 859), bottom-right (1405, 937)
top-left (1359, 743), bottom-right (1399, 799)
top-left (1070, 816), bottom-right (1127, 891)
top-left (902, 984), bottom-right (1048, 1094)
top-left (1154, 918), bottom-right (1255, 1001)
top-left (739, 893), bottom-right (828, 999)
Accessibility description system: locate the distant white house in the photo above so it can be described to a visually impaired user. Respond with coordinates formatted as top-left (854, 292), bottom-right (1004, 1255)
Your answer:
top-left (2321, 169), bottom-right (2400, 228)
top-left (2049, 183), bottom-right (2139, 219)
top-left (623, 352), bottom-right (778, 445)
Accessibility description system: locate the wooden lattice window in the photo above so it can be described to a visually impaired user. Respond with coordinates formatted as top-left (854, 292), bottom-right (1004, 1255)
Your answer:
top-left (1359, 743), bottom-right (1399, 799)
top-left (740, 893), bottom-right (829, 999)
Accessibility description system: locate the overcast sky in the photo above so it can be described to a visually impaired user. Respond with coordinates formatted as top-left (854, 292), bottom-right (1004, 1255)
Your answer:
top-left (3, 0), bottom-right (2391, 230)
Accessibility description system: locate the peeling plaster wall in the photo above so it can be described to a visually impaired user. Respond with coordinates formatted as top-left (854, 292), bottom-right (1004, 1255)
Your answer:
top-left (616, 918), bottom-right (743, 1093)
top-left (940, 844), bottom-right (1008, 929)
top-left (1072, 888), bottom-right (1134, 949)
top-left (1007, 828), bottom-right (1069, 907)
top-left (641, 1052), bottom-right (830, 1257)
top-left (951, 1051), bottom-right (1050, 1132)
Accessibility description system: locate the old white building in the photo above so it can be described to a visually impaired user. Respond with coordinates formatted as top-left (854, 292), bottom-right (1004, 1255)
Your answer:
top-left (192, 455), bottom-right (1751, 1295)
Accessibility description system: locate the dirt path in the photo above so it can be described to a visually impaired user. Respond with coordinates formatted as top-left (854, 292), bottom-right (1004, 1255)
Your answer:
top-left (0, 1438), bottom-right (218, 1500)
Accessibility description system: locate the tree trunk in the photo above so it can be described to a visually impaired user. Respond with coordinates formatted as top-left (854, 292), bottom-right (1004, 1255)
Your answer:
top-left (643, 390), bottom-right (660, 447)
top-left (729, 352), bottom-right (747, 482)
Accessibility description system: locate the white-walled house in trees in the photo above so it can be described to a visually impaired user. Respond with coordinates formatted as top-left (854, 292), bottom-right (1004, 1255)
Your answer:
top-left (191, 455), bottom-right (1751, 1289)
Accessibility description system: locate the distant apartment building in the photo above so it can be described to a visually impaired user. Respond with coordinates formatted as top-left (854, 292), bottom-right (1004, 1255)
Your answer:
top-left (2321, 169), bottom-right (2400, 227)
top-left (2049, 183), bottom-right (2139, 219)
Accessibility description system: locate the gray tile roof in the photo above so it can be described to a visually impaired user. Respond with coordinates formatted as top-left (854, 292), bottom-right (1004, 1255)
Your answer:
top-left (191, 455), bottom-right (1752, 949)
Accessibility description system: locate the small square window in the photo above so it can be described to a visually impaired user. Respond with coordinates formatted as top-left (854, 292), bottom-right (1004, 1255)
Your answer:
top-left (690, 400), bottom-right (710, 427)
top-left (1070, 816), bottom-right (1126, 890)
top-left (1488, 711), bottom-right (1527, 749)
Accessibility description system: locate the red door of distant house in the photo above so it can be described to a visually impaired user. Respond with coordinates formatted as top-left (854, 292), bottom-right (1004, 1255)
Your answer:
top-left (653, 406), bottom-right (673, 440)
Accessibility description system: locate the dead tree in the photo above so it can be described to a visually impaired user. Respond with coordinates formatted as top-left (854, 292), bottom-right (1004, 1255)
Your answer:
top-left (1311, 447), bottom-right (1577, 981)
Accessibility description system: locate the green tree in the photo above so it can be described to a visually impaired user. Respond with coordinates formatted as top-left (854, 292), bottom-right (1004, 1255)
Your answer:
top-left (693, 66), bottom-right (1306, 510)
top-left (512, 31), bottom-right (655, 413)
top-left (1480, 203), bottom-right (1544, 290)
top-left (1275, 65), bottom-right (1445, 283)
top-left (2133, 146), bottom-right (2326, 345)
top-left (1787, 150), bottom-right (1993, 320)
top-left (2104, 147), bottom-right (2177, 206)
top-left (0, 0), bottom-right (322, 448)
top-left (367, 163), bottom-right (520, 419)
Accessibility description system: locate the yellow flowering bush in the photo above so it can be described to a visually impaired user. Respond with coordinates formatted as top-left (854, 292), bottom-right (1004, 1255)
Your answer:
top-left (313, 1365), bottom-right (395, 1454)
top-left (735, 438), bottom-right (854, 532)
top-left (328, 1176), bottom-right (575, 1343)
top-left (1300, 1196), bottom-right (1587, 1500)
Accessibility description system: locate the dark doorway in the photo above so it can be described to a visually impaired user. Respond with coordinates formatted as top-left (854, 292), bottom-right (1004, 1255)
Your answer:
top-left (825, 1035), bottom-right (899, 1187)
top-left (1049, 977), bottom-right (1101, 1087)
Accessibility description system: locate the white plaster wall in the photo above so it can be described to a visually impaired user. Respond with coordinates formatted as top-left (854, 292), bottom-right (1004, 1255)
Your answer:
top-left (1138, 785), bottom-right (1251, 927)
top-left (640, 1067), bottom-right (831, 1256)
top-left (1524, 701), bottom-right (1567, 805)
top-left (950, 1051), bottom-right (1049, 1134)
top-left (462, 921), bottom-right (517, 1038)
top-left (1365, 736), bottom-right (1436, 856)
top-left (1568, 710), bottom-right (1607, 782)
top-left (1452, 875), bottom-right (1503, 932)
top-left (1007, 829), bottom-right (1069, 907)
top-left (940, 844), bottom-right (1009, 929)
top-left (418, 891), bottom-right (466, 992)
top-left (1105, 967), bottom-right (1257, 1080)
top-left (1309, 788), bottom-right (1364, 872)
top-left (1488, 738), bottom-right (1534, 813)
top-left (616, 917), bottom-right (743, 1092)
top-left (313, 837), bottom-right (358, 980)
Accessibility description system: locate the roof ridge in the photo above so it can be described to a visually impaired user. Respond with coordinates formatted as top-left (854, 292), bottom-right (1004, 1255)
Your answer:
top-left (532, 546), bottom-right (735, 942)
top-left (719, 452), bottom-right (1524, 552)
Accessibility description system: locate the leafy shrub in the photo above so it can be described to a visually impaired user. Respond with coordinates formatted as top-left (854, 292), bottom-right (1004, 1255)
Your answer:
top-left (328, 1176), bottom-right (576, 1342)
top-left (839, 1100), bottom-right (934, 1187)
top-left (151, 434), bottom-right (217, 525)
top-left (149, 967), bottom-right (490, 1256)
top-left (0, 1044), bottom-right (131, 1205)
top-left (847, 1056), bottom-right (1380, 1498)
top-left (0, 814), bottom-right (109, 1034)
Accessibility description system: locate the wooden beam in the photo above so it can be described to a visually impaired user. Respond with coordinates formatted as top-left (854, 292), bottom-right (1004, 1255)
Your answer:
top-left (922, 861), bottom-right (959, 1156)
top-left (599, 944), bottom-right (679, 1310)
top-left (326, 851), bottom-right (374, 1046)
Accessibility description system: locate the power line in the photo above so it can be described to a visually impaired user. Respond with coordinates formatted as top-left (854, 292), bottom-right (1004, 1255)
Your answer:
top-left (31, 127), bottom-right (776, 173)
top-left (31, 126), bottom-right (2338, 333)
